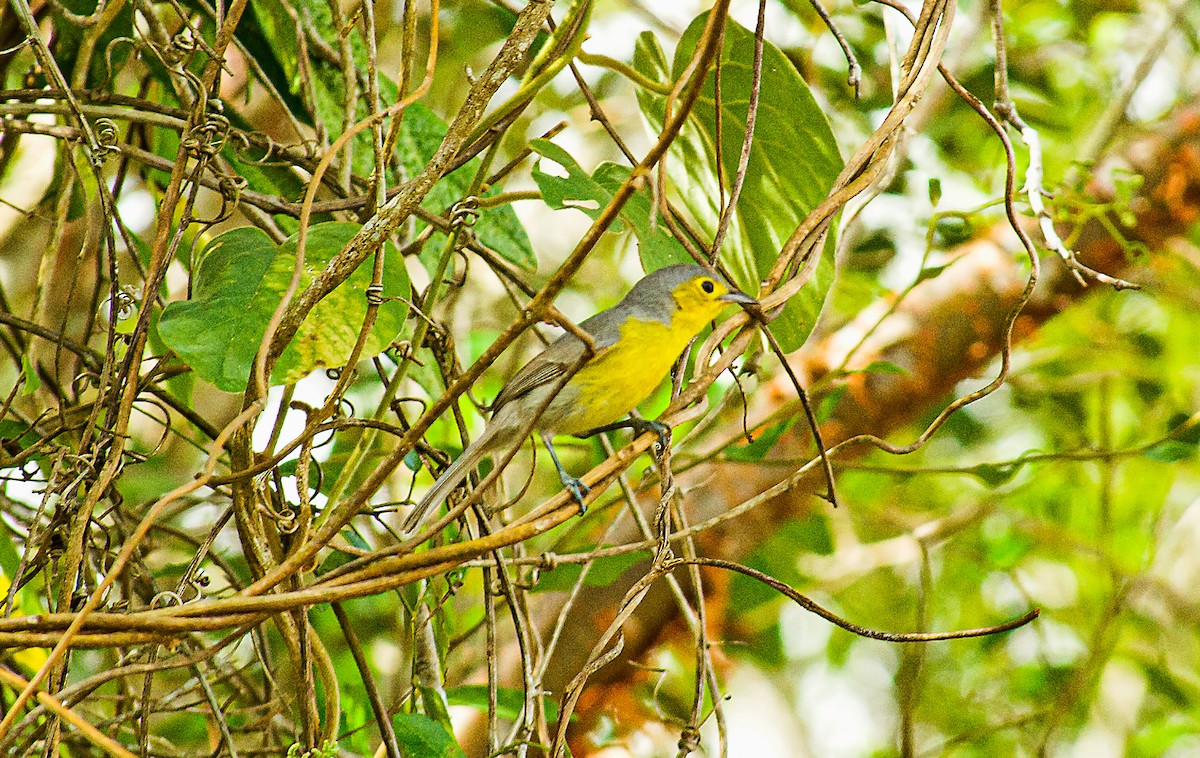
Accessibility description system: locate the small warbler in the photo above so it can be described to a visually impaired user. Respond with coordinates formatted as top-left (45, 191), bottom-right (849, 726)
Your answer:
top-left (403, 264), bottom-right (756, 532)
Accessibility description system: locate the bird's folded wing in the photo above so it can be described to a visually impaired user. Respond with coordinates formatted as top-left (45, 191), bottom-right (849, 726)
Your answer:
top-left (491, 334), bottom-right (594, 413)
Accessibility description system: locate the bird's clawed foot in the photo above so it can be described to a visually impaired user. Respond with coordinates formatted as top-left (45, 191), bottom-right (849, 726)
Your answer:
top-left (630, 417), bottom-right (671, 457)
top-left (560, 475), bottom-right (591, 514)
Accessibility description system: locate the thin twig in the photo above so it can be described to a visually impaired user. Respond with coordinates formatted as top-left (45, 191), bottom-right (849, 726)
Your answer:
top-left (989, 0), bottom-right (1139, 291)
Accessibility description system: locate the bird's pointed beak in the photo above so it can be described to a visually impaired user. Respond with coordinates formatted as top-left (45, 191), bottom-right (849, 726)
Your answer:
top-left (719, 290), bottom-right (757, 306)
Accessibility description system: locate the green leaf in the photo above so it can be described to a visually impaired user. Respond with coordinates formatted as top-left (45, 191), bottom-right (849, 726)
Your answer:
top-left (404, 449), bottom-right (424, 472)
top-left (246, 0), bottom-right (370, 172)
top-left (787, 515), bottom-right (834, 556)
top-left (1167, 413), bottom-right (1200, 443)
top-left (966, 461), bottom-right (1022, 487)
top-left (914, 262), bottom-right (952, 284)
top-left (633, 17), bottom-right (843, 350)
top-left (1138, 661), bottom-right (1193, 709)
top-left (392, 713), bottom-right (467, 758)
top-left (315, 550), bottom-right (350, 576)
top-left (0, 517), bottom-right (21, 581)
top-left (418, 684), bottom-right (454, 729)
top-left (399, 104), bottom-right (536, 270)
top-left (158, 223), bottom-right (410, 392)
top-left (1143, 440), bottom-right (1198, 463)
top-left (594, 163), bottom-right (693, 269)
top-left (277, 456), bottom-right (321, 492)
top-left (20, 354), bottom-right (40, 395)
top-left (530, 140), bottom-right (611, 212)
top-left (530, 139), bottom-right (690, 270)
top-left (861, 360), bottom-right (909, 376)
top-left (342, 528), bottom-right (370, 551)
top-left (816, 385), bottom-right (846, 423)
top-left (234, 0), bottom-right (308, 124)
top-left (315, 527), bottom-right (372, 575)
top-left (159, 227), bottom-right (272, 392)
top-left (724, 418), bottom-right (793, 462)
top-left (274, 228), bottom-right (411, 386)
top-left (294, 0), bottom-right (407, 177)
top-left (932, 215), bottom-right (974, 248)
top-left (1143, 414), bottom-right (1199, 462)
top-left (446, 685), bottom-right (561, 722)
top-left (221, 5), bottom-right (312, 216)
top-left (221, 142), bottom-right (307, 231)
top-left (928, 177), bottom-right (942, 206)
top-left (0, 419), bottom-right (38, 458)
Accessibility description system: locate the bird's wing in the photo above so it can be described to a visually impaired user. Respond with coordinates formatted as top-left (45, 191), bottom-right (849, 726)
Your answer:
top-left (491, 335), bottom-right (585, 413)
top-left (490, 310), bottom-right (625, 414)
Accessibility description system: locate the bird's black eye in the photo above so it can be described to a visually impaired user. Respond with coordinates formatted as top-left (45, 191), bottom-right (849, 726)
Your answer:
top-left (700, 279), bottom-right (715, 294)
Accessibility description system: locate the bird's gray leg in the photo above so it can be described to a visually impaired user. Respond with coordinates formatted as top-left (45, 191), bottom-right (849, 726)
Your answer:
top-left (540, 432), bottom-right (590, 513)
top-left (573, 413), bottom-right (671, 458)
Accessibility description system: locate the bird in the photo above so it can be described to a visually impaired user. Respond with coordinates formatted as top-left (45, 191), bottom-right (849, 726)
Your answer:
top-left (402, 263), bottom-right (756, 533)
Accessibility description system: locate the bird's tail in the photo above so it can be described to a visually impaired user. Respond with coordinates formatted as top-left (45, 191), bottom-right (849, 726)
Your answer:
top-left (402, 425), bottom-right (500, 534)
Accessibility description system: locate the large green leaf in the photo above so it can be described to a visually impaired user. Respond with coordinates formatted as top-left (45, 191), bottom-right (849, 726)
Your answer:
top-left (158, 223), bottom-right (410, 392)
top-left (230, 0), bottom-right (308, 124)
top-left (632, 15), bottom-right (843, 350)
top-left (399, 104), bottom-right (537, 270)
top-left (243, 0), bottom-right (407, 183)
top-left (530, 139), bottom-right (690, 270)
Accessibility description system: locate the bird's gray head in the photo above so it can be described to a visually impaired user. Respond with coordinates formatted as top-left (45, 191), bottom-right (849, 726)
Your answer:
top-left (619, 264), bottom-right (753, 325)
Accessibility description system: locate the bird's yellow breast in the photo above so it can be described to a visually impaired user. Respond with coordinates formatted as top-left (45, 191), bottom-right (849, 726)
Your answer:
top-left (554, 315), bottom-right (692, 436)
